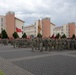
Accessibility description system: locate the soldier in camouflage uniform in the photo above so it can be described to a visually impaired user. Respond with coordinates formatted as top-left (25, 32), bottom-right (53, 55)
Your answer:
top-left (70, 39), bottom-right (75, 50)
top-left (57, 39), bottom-right (60, 50)
top-left (43, 38), bottom-right (48, 51)
top-left (55, 39), bottom-right (58, 50)
top-left (53, 39), bottom-right (56, 50)
top-left (37, 38), bottom-right (40, 50)
top-left (34, 37), bottom-right (38, 50)
top-left (74, 39), bottom-right (76, 49)
top-left (31, 38), bottom-right (35, 52)
top-left (66, 39), bottom-right (71, 50)
top-left (63, 39), bottom-right (67, 50)
top-left (39, 38), bottom-right (43, 52)
top-left (48, 38), bottom-right (52, 51)
top-left (61, 39), bottom-right (64, 50)
top-left (59, 39), bottom-right (63, 50)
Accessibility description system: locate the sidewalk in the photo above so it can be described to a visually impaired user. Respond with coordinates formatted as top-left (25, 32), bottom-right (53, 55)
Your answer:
top-left (0, 57), bottom-right (34, 75)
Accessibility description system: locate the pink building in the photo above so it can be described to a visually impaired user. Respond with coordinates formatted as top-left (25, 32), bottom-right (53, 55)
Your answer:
top-left (0, 11), bottom-right (24, 38)
top-left (53, 22), bottom-right (76, 38)
top-left (24, 18), bottom-right (55, 38)
top-left (68, 22), bottom-right (75, 38)
top-left (42, 18), bottom-right (51, 38)
top-left (36, 18), bottom-right (55, 38)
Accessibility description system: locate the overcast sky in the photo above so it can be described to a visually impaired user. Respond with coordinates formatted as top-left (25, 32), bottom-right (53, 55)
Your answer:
top-left (0, 0), bottom-right (76, 26)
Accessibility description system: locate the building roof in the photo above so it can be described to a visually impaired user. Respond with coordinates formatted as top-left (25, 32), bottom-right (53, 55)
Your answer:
top-left (24, 25), bottom-right (35, 28)
top-left (54, 26), bottom-right (62, 30)
top-left (0, 15), bottom-right (5, 17)
top-left (15, 17), bottom-right (25, 23)
top-left (42, 17), bottom-right (50, 20)
top-left (50, 22), bottom-right (56, 26)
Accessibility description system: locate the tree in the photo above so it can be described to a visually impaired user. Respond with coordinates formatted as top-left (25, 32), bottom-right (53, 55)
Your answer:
top-left (22, 33), bottom-right (27, 38)
top-left (55, 33), bottom-right (60, 39)
top-left (0, 34), bottom-right (1, 38)
top-left (72, 34), bottom-right (75, 39)
top-left (13, 32), bottom-right (19, 39)
top-left (61, 34), bottom-right (66, 38)
top-left (37, 33), bottom-right (42, 38)
top-left (1, 30), bottom-right (8, 39)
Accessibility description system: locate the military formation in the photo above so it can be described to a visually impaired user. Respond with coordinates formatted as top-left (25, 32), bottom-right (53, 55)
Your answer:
top-left (0, 38), bottom-right (76, 52)
top-left (30, 38), bottom-right (76, 52)
top-left (0, 39), bottom-right (9, 45)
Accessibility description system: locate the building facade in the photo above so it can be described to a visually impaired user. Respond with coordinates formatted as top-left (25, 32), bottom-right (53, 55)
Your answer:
top-left (0, 11), bottom-right (24, 38)
top-left (0, 16), bottom-right (6, 33)
top-left (24, 18), bottom-right (55, 38)
top-left (24, 25), bottom-right (36, 38)
top-left (53, 22), bottom-right (76, 38)
top-left (53, 26), bottom-right (62, 36)
top-left (15, 17), bottom-right (24, 38)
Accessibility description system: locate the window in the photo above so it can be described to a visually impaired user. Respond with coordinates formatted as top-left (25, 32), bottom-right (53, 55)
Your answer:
top-left (61, 32), bottom-right (63, 34)
top-left (61, 29), bottom-right (63, 31)
top-left (1, 28), bottom-right (3, 31)
top-left (22, 31), bottom-right (23, 34)
top-left (1, 18), bottom-right (3, 22)
top-left (34, 27), bottom-right (36, 29)
top-left (22, 26), bottom-right (23, 29)
top-left (1, 23), bottom-right (3, 27)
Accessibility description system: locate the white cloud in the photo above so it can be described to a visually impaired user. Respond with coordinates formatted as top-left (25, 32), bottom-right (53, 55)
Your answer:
top-left (0, 0), bottom-right (76, 26)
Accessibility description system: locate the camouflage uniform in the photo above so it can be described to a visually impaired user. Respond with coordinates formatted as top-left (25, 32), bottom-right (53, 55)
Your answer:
top-left (48, 38), bottom-right (52, 51)
top-left (44, 38), bottom-right (48, 51)
top-left (74, 39), bottom-right (76, 49)
top-left (70, 39), bottom-right (75, 50)
top-left (31, 39), bottom-right (35, 52)
top-left (66, 39), bottom-right (71, 50)
top-left (39, 38), bottom-right (43, 52)
top-left (51, 39), bottom-right (55, 50)
top-left (55, 39), bottom-right (58, 50)
top-left (63, 39), bottom-right (67, 50)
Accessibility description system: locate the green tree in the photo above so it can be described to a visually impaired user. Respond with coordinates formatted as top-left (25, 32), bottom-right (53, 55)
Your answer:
top-left (22, 33), bottom-right (27, 38)
top-left (13, 32), bottom-right (19, 39)
top-left (61, 34), bottom-right (66, 38)
top-left (56, 33), bottom-right (60, 39)
top-left (72, 34), bottom-right (75, 39)
top-left (0, 34), bottom-right (1, 38)
top-left (1, 30), bottom-right (8, 39)
top-left (37, 33), bottom-right (42, 38)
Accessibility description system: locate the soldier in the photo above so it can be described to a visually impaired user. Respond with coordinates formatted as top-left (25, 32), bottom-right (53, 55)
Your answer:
top-left (63, 39), bottom-right (67, 50)
top-left (59, 39), bottom-right (63, 50)
top-left (24, 39), bottom-right (27, 47)
top-left (48, 38), bottom-right (52, 51)
top-left (34, 37), bottom-right (38, 50)
top-left (31, 38), bottom-right (35, 52)
top-left (74, 39), bottom-right (76, 49)
top-left (66, 39), bottom-right (71, 50)
top-left (13, 39), bottom-right (16, 48)
top-left (37, 38), bottom-right (40, 50)
top-left (55, 39), bottom-right (58, 50)
top-left (57, 39), bottom-right (60, 50)
top-left (61, 39), bottom-right (64, 50)
top-left (44, 38), bottom-right (48, 51)
top-left (70, 39), bottom-right (75, 50)
top-left (52, 39), bottom-right (56, 50)
top-left (39, 38), bottom-right (43, 52)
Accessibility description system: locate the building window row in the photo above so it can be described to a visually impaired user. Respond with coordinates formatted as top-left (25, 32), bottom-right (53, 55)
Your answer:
top-left (22, 26), bottom-right (23, 29)
top-left (1, 18), bottom-right (3, 22)
top-left (1, 23), bottom-right (3, 27)
top-left (1, 28), bottom-right (3, 31)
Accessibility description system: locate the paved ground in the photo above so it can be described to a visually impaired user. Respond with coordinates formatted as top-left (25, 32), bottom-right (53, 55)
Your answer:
top-left (0, 45), bottom-right (76, 75)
